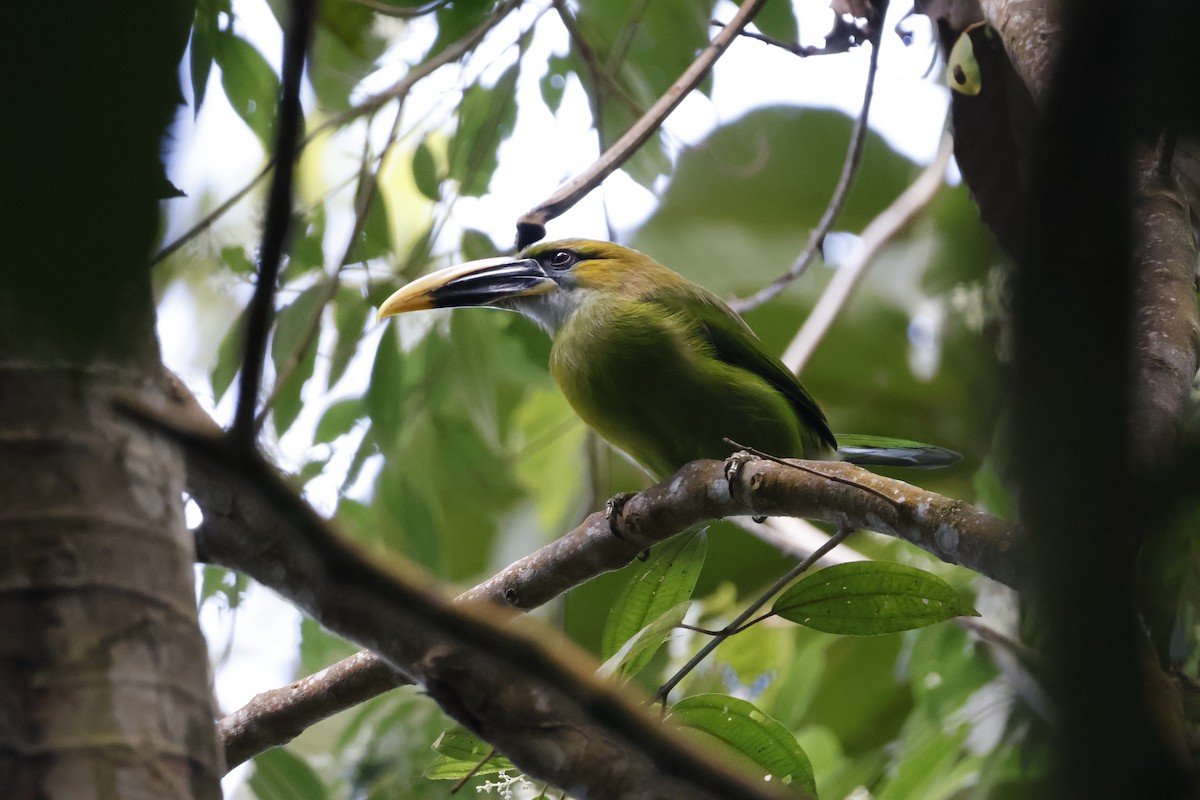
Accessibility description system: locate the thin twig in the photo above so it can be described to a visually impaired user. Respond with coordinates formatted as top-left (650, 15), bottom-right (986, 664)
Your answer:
top-left (656, 527), bottom-right (854, 704)
top-left (252, 16), bottom-right (536, 431)
top-left (152, 0), bottom-right (520, 267)
top-left (781, 129), bottom-right (953, 372)
top-left (516, 0), bottom-right (771, 247)
top-left (729, 21), bottom-right (885, 313)
top-left (232, 0), bottom-right (316, 443)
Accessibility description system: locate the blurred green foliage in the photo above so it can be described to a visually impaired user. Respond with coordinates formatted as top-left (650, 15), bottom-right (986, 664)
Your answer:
top-left (165, 0), bottom-right (1039, 797)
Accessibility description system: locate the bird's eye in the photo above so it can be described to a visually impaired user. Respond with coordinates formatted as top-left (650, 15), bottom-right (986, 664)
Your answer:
top-left (547, 250), bottom-right (576, 270)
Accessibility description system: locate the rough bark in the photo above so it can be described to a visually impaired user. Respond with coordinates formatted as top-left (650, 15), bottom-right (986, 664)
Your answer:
top-left (0, 3), bottom-right (220, 798)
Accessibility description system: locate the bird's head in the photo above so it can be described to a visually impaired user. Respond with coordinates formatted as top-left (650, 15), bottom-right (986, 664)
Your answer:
top-left (377, 239), bottom-right (677, 333)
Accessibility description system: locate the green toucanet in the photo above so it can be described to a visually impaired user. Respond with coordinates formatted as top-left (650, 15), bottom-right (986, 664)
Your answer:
top-left (377, 239), bottom-right (957, 480)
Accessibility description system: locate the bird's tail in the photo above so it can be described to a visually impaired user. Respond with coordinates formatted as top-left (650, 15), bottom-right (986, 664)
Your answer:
top-left (834, 434), bottom-right (960, 469)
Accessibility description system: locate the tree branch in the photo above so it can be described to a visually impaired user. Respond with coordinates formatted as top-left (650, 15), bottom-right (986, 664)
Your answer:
top-left (154, 367), bottom-right (1016, 767)
top-left (126, 402), bottom-right (798, 800)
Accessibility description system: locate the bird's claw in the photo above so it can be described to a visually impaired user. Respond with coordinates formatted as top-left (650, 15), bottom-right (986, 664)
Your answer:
top-left (724, 450), bottom-right (754, 484)
top-left (725, 450), bottom-right (768, 523)
top-left (605, 492), bottom-right (637, 539)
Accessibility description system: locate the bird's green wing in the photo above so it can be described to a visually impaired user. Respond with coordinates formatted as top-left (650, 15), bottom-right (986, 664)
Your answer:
top-left (654, 286), bottom-right (837, 453)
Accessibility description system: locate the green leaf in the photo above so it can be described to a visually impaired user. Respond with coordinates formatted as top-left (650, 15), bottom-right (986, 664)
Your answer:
top-left (213, 29), bottom-right (280, 149)
top-left (412, 138), bottom-right (440, 200)
top-left (601, 527), bottom-right (707, 660)
top-left (598, 601), bottom-right (690, 681)
top-left (190, 0), bottom-right (228, 112)
top-left (425, 0), bottom-right (491, 62)
top-left (329, 285), bottom-right (367, 388)
top-left (315, 397), bottom-right (363, 444)
top-left (752, 0), bottom-right (798, 44)
top-left (772, 562), bottom-right (978, 636)
top-left (424, 728), bottom-right (515, 780)
top-left (448, 62), bottom-right (519, 196)
top-left (365, 325), bottom-right (405, 448)
top-left (271, 282), bottom-right (328, 436)
top-left (285, 205), bottom-right (327, 280)
top-left (248, 747), bottom-right (329, 800)
top-left (199, 564), bottom-right (249, 608)
top-left (671, 694), bottom-right (817, 796)
top-left (211, 304), bottom-right (247, 403)
top-left (345, 189), bottom-right (391, 265)
top-left (220, 244), bottom-right (256, 274)
top-left (309, 0), bottom-right (388, 112)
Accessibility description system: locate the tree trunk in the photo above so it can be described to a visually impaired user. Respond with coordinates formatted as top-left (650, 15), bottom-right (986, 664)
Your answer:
top-left (0, 3), bottom-right (222, 798)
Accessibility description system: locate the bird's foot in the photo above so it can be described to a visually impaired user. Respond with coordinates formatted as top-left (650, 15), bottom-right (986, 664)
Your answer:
top-left (724, 450), bottom-right (768, 523)
top-left (605, 491), bottom-right (637, 539)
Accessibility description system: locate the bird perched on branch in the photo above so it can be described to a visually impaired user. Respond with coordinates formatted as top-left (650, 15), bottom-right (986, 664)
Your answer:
top-left (377, 238), bottom-right (957, 481)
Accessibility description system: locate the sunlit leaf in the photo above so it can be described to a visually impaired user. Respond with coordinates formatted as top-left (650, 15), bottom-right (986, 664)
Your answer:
top-left (772, 562), bottom-right (977, 635)
top-left (221, 244), bottom-right (256, 274)
top-left (671, 693), bottom-right (817, 797)
top-left (329, 285), bottom-right (367, 388)
top-left (212, 304), bottom-right (247, 403)
top-left (365, 325), bottom-right (405, 448)
top-left (424, 728), bottom-right (514, 780)
top-left (448, 62), bottom-right (519, 196)
top-left (315, 397), bottom-right (363, 444)
top-left (598, 600), bottom-right (689, 681)
top-left (601, 527), bottom-right (707, 660)
top-left (271, 281), bottom-right (328, 436)
top-left (412, 138), bottom-right (440, 200)
top-left (345, 189), bottom-right (392, 265)
top-left (213, 29), bottom-right (279, 149)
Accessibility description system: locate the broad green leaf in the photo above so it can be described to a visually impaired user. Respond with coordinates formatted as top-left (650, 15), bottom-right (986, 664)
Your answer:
top-left (329, 285), bottom-right (367, 388)
top-left (753, 0), bottom-right (799, 44)
top-left (375, 458), bottom-right (443, 570)
top-left (220, 244), bottom-right (256, 274)
top-left (199, 564), bottom-right (249, 608)
top-left (190, 0), bottom-right (229, 112)
top-left (598, 600), bottom-right (690, 681)
top-left (310, 0), bottom-right (387, 112)
top-left (211, 304), bottom-right (247, 403)
top-left (284, 205), bottom-right (327, 279)
top-left (448, 62), bottom-right (519, 196)
top-left (213, 29), bottom-right (280, 149)
top-left (315, 397), bottom-right (363, 444)
top-left (271, 281), bottom-right (328, 436)
top-left (412, 138), bottom-right (440, 200)
top-left (671, 694), bottom-right (817, 796)
top-left (424, 728), bottom-right (514, 780)
top-left (512, 388), bottom-right (587, 531)
top-left (345, 189), bottom-right (391, 265)
top-left (425, 0), bottom-right (492, 61)
top-left (297, 614), bottom-right (356, 677)
top-left (632, 107), bottom-right (915, 296)
top-left (248, 747), bottom-right (329, 800)
top-left (297, 455), bottom-right (329, 484)
top-left (601, 528), bottom-right (707, 660)
top-left (772, 562), bottom-right (977, 636)
top-left (365, 325), bottom-right (405, 448)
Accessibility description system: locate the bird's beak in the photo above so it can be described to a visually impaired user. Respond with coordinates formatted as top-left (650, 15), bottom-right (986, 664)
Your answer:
top-left (377, 256), bottom-right (557, 321)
